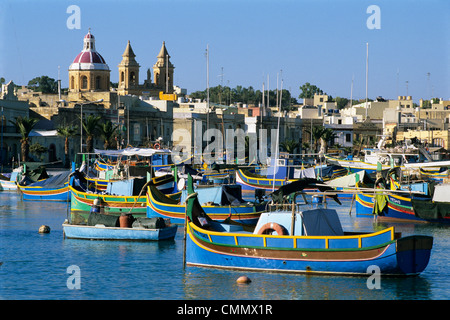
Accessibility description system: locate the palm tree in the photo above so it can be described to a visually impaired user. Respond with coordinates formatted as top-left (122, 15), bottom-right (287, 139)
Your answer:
top-left (56, 124), bottom-right (78, 168)
top-left (280, 139), bottom-right (300, 154)
top-left (99, 121), bottom-right (119, 150)
top-left (320, 128), bottom-right (336, 153)
top-left (306, 126), bottom-right (326, 152)
top-left (9, 116), bottom-right (39, 161)
top-left (82, 115), bottom-right (101, 153)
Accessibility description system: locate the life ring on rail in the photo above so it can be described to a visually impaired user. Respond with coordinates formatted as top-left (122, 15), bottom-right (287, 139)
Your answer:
top-left (154, 143), bottom-right (160, 150)
top-left (256, 222), bottom-right (287, 235)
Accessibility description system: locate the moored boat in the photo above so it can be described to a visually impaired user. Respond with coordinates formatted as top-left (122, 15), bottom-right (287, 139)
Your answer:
top-left (354, 180), bottom-right (450, 223)
top-left (184, 179), bottom-right (434, 276)
top-left (236, 159), bottom-right (346, 191)
top-left (69, 170), bottom-right (180, 223)
top-left (0, 170), bottom-right (20, 191)
top-left (63, 212), bottom-right (177, 241)
top-left (18, 171), bottom-right (71, 201)
top-left (146, 175), bottom-right (265, 225)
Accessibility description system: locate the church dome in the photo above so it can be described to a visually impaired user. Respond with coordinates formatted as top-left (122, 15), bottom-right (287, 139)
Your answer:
top-left (69, 29), bottom-right (109, 71)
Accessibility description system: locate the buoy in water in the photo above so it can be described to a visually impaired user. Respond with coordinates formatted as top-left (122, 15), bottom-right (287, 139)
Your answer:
top-left (38, 225), bottom-right (51, 233)
top-left (236, 276), bottom-right (251, 284)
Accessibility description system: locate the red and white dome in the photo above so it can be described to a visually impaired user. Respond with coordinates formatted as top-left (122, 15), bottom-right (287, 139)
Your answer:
top-left (69, 29), bottom-right (109, 71)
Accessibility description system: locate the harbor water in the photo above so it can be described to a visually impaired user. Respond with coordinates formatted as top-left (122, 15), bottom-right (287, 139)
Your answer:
top-left (0, 190), bottom-right (449, 300)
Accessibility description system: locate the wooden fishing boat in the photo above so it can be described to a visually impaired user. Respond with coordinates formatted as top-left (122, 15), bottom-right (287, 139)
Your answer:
top-left (69, 170), bottom-right (180, 223)
top-left (18, 171), bottom-right (71, 201)
top-left (236, 163), bottom-right (346, 191)
top-left (354, 181), bottom-right (450, 223)
top-left (419, 167), bottom-right (449, 182)
top-left (0, 171), bottom-right (19, 191)
top-left (62, 213), bottom-right (177, 241)
top-left (184, 179), bottom-right (434, 276)
top-left (147, 175), bottom-right (265, 225)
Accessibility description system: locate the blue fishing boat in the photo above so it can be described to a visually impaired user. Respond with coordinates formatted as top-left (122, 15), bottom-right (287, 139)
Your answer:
top-left (147, 175), bottom-right (265, 225)
top-left (356, 182), bottom-right (450, 223)
top-left (184, 179), bottom-right (433, 276)
top-left (62, 213), bottom-right (177, 241)
top-left (0, 170), bottom-right (19, 191)
top-left (18, 171), bottom-right (71, 201)
top-left (236, 158), bottom-right (346, 191)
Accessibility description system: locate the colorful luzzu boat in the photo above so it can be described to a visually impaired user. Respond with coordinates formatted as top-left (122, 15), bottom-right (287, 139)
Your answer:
top-left (18, 171), bottom-right (71, 201)
top-left (147, 175), bottom-right (265, 225)
top-left (236, 159), bottom-right (346, 192)
top-left (184, 179), bottom-right (434, 276)
top-left (355, 182), bottom-right (450, 223)
top-left (69, 170), bottom-right (180, 223)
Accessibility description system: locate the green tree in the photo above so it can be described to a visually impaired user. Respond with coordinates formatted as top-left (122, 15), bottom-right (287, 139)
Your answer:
top-left (306, 126), bottom-right (326, 152)
top-left (57, 124), bottom-right (78, 168)
top-left (27, 76), bottom-right (58, 94)
top-left (280, 139), bottom-right (300, 154)
top-left (190, 85), bottom-right (297, 110)
top-left (320, 128), bottom-right (337, 152)
top-left (9, 116), bottom-right (39, 161)
top-left (99, 121), bottom-right (119, 150)
top-left (82, 115), bottom-right (101, 153)
top-left (298, 82), bottom-right (325, 99)
top-left (30, 142), bottom-right (47, 161)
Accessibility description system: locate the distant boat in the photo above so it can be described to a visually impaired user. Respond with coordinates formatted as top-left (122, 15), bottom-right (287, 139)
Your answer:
top-left (184, 178), bottom-right (434, 276)
top-left (18, 171), bottom-right (71, 201)
top-left (147, 175), bottom-right (264, 225)
top-left (326, 138), bottom-right (450, 174)
top-left (69, 170), bottom-right (180, 223)
top-left (0, 170), bottom-right (20, 191)
top-left (354, 176), bottom-right (450, 223)
top-left (93, 147), bottom-right (190, 172)
top-left (236, 159), bottom-right (346, 191)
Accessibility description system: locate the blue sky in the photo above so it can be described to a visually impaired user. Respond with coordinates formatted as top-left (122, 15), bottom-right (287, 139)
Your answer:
top-left (0, 0), bottom-right (448, 102)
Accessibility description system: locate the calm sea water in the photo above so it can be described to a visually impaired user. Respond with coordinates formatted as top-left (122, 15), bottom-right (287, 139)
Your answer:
top-left (0, 191), bottom-right (449, 300)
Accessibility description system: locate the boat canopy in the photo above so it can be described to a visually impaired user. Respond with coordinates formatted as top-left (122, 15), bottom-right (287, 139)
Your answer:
top-left (94, 147), bottom-right (171, 157)
top-left (181, 184), bottom-right (246, 206)
top-left (25, 171), bottom-right (71, 188)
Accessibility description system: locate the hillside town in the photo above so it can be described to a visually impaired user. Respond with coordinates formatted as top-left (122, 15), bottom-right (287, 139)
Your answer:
top-left (1, 29), bottom-right (449, 168)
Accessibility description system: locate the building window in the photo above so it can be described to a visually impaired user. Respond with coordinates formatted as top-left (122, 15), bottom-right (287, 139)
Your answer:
top-left (346, 133), bottom-right (351, 142)
top-left (95, 76), bottom-right (101, 90)
top-left (120, 72), bottom-right (125, 83)
top-left (81, 76), bottom-right (88, 89)
top-left (130, 72), bottom-right (136, 85)
top-left (133, 123), bottom-right (140, 142)
top-left (70, 76), bottom-right (75, 89)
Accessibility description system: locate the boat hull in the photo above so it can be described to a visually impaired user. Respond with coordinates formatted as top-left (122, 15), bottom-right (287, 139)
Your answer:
top-left (355, 190), bottom-right (450, 223)
top-left (0, 180), bottom-right (17, 191)
top-left (235, 169), bottom-right (293, 191)
top-left (19, 185), bottom-right (69, 201)
top-left (186, 224), bottom-right (433, 276)
top-left (62, 222), bottom-right (177, 241)
top-left (70, 185), bottom-right (147, 215)
top-left (146, 188), bottom-right (263, 225)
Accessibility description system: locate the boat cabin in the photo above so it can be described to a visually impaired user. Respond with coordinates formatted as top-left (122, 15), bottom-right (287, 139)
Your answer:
top-left (363, 148), bottom-right (419, 166)
top-left (210, 208), bottom-right (344, 237)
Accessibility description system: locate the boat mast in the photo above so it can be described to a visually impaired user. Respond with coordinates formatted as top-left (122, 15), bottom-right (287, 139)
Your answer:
top-left (206, 44), bottom-right (210, 143)
top-left (272, 77), bottom-right (283, 192)
top-left (365, 42), bottom-right (369, 120)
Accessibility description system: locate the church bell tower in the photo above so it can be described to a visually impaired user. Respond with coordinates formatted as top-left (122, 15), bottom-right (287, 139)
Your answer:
top-left (152, 41), bottom-right (174, 94)
top-left (118, 40), bottom-right (140, 95)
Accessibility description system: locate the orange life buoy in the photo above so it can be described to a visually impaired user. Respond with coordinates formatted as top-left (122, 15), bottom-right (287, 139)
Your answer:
top-left (154, 143), bottom-right (160, 150)
top-left (256, 222), bottom-right (287, 235)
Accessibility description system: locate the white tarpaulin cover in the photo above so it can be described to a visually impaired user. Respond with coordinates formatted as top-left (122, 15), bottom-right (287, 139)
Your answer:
top-left (325, 170), bottom-right (365, 188)
top-left (94, 147), bottom-right (171, 157)
top-left (432, 183), bottom-right (450, 203)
